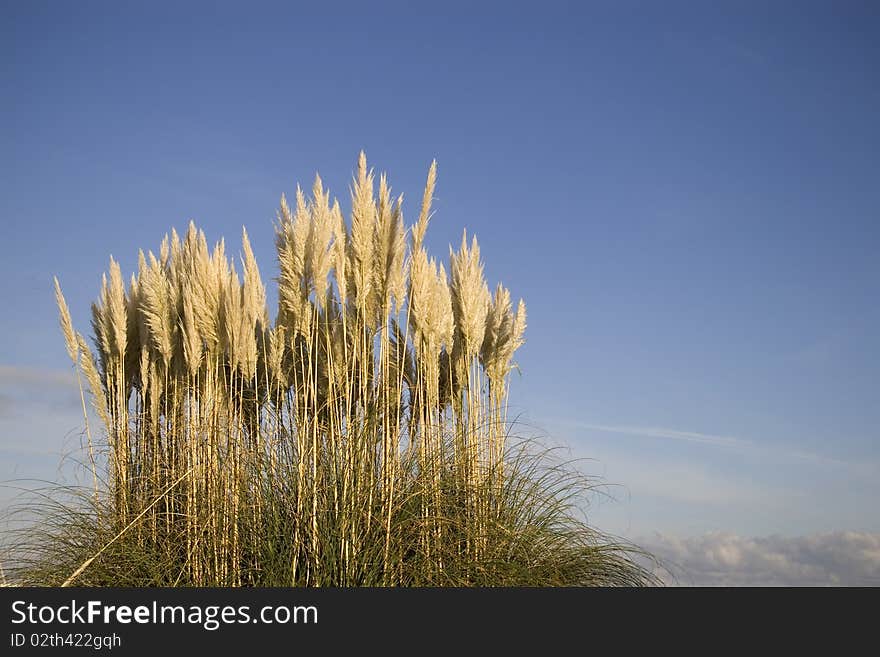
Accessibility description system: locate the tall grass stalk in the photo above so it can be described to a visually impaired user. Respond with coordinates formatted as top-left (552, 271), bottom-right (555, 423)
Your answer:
top-left (10, 153), bottom-right (654, 586)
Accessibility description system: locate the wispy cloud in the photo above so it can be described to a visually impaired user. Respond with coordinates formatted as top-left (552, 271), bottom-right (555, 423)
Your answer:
top-left (570, 421), bottom-right (871, 474)
top-left (583, 452), bottom-right (787, 507)
top-left (577, 423), bottom-right (748, 449)
top-left (556, 424), bottom-right (880, 539)
top-left (0, 364), bottom-right (75, 388)
top-left (642, 531), bottom-right (880, 586)
top-left (0, 365), bottom-right (81, 419)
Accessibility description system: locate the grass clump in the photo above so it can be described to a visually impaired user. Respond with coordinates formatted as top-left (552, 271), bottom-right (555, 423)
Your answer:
top-left (4, 153), bottom-right (656, 586)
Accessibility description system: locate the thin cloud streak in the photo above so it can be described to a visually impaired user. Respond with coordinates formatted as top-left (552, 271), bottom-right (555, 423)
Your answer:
top-left (570, 421), bottom-right (872, 474)
top-left (578, 423), bottom-right (748, 449)
top-left (0, 364), bottom-right (82, 419)
top-left (0, 365), bottom-right (75, 388)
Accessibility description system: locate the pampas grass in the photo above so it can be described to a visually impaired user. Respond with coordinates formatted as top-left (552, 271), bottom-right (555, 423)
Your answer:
top-left (4, 153), bottom-right (656, 587)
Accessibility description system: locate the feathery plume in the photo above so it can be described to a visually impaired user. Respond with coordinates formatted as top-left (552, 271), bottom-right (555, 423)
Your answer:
top-left (54, 277), bottom-right (78, 365)
top-left (76, 333), bottom-right (110, 429)
top-left (435, 262), bottom-right (454, 352)
top-left (307, 175), bottom-right (335, 309)
top-left (449, 230), bottom-right (490, 357)
top-left (347, 151), bottom-right (378, 320)
top-left (139, 257), bottom-right (175, 367)
top-left (241, 226), bottom-right (268, 330)
top-left (374, 174), bottom-right (407, 312)
top-left (180, 281), bottom-right (203, 376)
top-left (106, 260), bottom-right (126, 355)
top-left (331, 200), bottom-right (348, 304)
top-left (412, 159), bottom-right (437, 253)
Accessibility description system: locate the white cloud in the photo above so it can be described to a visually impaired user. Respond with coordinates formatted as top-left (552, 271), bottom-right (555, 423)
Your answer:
top-left (641, 531), bottom-right (880, 586)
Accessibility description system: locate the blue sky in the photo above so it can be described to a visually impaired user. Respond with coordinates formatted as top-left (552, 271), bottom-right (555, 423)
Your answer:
top-left (2, 2), bottom-right (878, 581)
